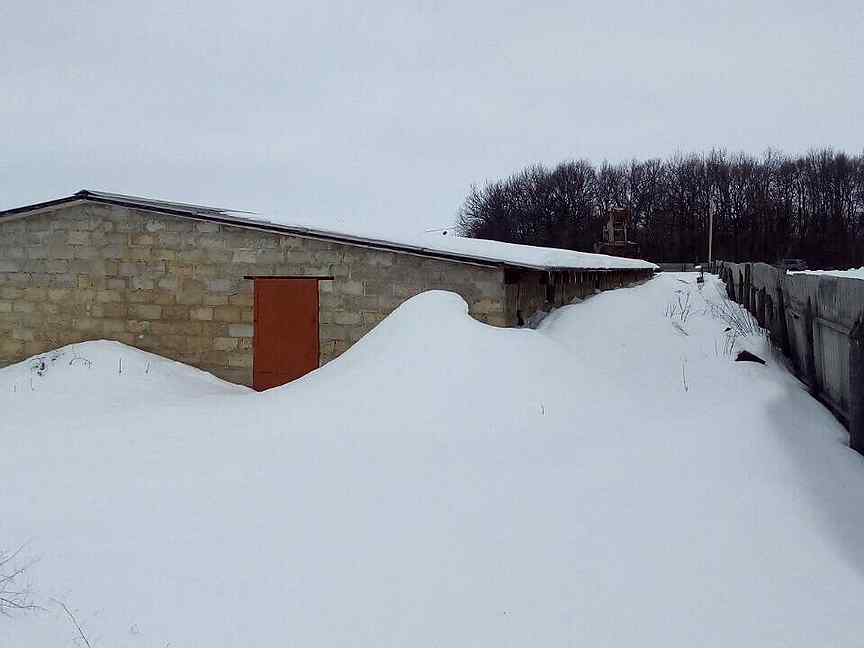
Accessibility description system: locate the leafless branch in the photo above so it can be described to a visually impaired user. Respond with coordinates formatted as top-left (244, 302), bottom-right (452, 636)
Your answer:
top-left (52, 599), bottom-right (92, 648)
top-left (681, 358), bottom-right (689, 392)
top-left (0, 544), bottom-right (41, 616)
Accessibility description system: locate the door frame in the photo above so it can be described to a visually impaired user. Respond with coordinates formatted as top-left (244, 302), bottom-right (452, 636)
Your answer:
top-left (247, 275), bottom-right (333, 390)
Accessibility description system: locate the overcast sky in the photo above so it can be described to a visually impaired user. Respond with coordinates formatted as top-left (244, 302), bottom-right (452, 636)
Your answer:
top-left (1, 0), bottom-right (861, 234)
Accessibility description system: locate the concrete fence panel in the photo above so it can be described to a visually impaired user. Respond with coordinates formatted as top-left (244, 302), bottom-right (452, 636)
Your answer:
top-left (719, 261), bottom-right (864, 453)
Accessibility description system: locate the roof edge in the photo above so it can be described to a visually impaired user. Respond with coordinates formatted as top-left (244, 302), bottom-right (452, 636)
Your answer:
top-left (0, 194), bottom-right (84, 218)
top-left (0, 192), bottom-right (657, 273)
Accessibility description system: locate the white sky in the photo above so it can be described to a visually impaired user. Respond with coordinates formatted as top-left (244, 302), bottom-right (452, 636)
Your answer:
top-left (1, 0), bottom-right (861, 235)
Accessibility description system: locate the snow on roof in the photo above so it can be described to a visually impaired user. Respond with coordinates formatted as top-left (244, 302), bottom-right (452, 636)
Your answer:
top-left (225, 212), bottom-right (658, 272)
top-left (0, 190), bottom-right (658, 271)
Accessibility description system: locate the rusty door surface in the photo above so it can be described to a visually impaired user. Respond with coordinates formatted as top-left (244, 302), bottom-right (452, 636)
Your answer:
top-left (253, 278), bottom-right (319, 391)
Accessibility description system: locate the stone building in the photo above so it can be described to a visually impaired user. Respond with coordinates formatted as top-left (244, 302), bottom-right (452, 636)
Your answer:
top-left (0, 191), bottom-right (655, 389)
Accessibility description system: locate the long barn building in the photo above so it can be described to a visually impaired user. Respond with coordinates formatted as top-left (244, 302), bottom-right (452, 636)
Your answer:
top-left (0, 191), bottom-right (656, 389)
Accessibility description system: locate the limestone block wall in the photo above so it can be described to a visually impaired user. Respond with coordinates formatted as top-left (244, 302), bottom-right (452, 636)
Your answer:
top-left (0, 203), bottom-right (507, 385)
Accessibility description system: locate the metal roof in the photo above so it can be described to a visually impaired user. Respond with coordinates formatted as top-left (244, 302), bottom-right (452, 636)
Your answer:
top-left (0, 190), bottom-right (658, 273)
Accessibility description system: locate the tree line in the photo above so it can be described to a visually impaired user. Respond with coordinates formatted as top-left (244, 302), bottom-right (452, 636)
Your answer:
top-left (457, 149), bottom-right (864, 268)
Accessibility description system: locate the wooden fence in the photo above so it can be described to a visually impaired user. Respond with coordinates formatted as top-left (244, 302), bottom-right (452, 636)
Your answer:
top-left (719, 261), bottom-right (864, 454)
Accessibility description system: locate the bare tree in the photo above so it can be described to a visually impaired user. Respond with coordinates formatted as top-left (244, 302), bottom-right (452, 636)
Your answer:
top-left (0, 545), bottom-right (39, 616)
top-left (457, 148), bottom-right (864, 267)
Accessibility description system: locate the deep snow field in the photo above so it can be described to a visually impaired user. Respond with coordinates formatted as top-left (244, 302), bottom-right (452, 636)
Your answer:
top-left (2, 273), bottom-right (864, 647)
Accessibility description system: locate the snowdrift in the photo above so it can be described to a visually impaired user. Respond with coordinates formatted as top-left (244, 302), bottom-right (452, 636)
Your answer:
top-left (0, 339), bottom-right (248, 401)
top-left (2, 278), bottom-right (864, 647)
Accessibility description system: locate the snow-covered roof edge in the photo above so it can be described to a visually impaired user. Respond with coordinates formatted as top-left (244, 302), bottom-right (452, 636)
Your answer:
top-left (0, 190), bottom-right (658, 272)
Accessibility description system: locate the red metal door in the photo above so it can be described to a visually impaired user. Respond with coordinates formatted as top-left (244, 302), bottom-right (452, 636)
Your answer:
top-left (253, 278), bottom-right (319, 391)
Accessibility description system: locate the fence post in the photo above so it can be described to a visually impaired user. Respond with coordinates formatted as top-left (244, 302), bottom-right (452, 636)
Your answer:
top-left (849, 316), bottom-right (864, 455)
top-left (725, 267), bottom-right (734, 299)
top-left (758, 287), bottom-right (768, 326)
top-left (804, 297), bottom-right (819, 394)
top-left (732, 269), bottom-right (737, 299)
top-left (776, 280), bottom-right (790, 357)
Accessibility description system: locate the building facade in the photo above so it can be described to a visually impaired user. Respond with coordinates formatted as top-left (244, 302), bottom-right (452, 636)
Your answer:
top-left (0, 192), bottom-right (654, 388)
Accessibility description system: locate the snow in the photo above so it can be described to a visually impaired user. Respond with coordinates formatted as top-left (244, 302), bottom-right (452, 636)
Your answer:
top-left (410, 230), bottom-right (658, 270)
top-left (2, 274), bottom-right (864, 646)
top-left (791, 267), bottom-right (864, 280)
top-left (0, 340), bottom-right (248, 401)
top-left (225, 209), bottom-right (659, 271)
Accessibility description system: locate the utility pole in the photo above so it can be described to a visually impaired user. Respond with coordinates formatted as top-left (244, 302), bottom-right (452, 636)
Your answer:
top-left (708, 207), bottom-right (714, 272)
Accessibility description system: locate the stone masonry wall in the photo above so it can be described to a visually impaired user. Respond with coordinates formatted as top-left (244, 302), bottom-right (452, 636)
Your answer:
top-left (0, 203), bottom-right (507, 385)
